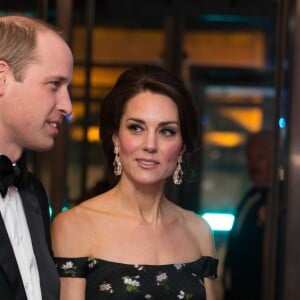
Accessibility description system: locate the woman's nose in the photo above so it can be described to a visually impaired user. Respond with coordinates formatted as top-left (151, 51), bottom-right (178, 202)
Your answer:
top-left (143, 131), bottom-right (157, 153)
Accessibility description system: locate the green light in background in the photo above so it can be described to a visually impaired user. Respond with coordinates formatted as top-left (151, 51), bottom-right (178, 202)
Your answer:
top-left (202, 212), bottom-right (235, 232)
top-left (49, 205), bottom-right (69, 219)
top-left (62, 206), bottom-right (69, 211)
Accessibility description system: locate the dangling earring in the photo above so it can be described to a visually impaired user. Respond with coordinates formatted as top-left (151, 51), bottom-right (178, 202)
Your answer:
top-left (113, 145), bottom-right (122, 176)
top-left (173, 155), bottom-right (183, 185)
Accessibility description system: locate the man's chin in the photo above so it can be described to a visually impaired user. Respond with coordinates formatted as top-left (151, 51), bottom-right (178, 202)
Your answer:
top-left (31, 140), bottom-right (55, 152)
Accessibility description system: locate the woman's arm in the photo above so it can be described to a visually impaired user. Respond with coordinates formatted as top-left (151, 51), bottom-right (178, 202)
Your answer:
top-left (60, 278), bottom-right (86, 300)
top-left (51, 209), bottom-right (88, 300)
top-left (189, 213), bottom-right (218, 300)
top-left (204, 278), bottom-right (217, 300)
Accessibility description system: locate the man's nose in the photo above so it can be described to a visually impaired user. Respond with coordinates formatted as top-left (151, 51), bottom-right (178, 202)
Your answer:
top-left (57, 89), bottom-right (72, 117)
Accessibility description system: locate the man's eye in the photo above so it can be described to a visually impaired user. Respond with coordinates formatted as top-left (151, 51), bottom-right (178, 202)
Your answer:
top-left (49, 81), bottom-right (60, 88)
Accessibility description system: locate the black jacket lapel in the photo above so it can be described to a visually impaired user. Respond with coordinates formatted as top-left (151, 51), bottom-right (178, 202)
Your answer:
top-left (0, 214), bottom-right (27, 300)
top-left (20, 184), bottom-right (60, 300)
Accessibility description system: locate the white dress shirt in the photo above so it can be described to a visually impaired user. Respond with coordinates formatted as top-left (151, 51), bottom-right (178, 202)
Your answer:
top-left (0, 186), bottom-right (42, 300)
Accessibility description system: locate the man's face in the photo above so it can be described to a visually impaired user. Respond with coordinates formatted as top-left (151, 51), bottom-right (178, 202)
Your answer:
top-left (0, 30), bottom-right (73, 159)
top-left (246, 140), bottom-right (273, 187)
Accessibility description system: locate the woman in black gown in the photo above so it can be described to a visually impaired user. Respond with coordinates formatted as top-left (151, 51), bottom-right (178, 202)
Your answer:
top-left (51, 64), bottom-right (218, 299)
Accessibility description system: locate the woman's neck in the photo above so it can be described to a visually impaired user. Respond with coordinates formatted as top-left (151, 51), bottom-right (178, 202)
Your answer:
top-left (112, 178), bottom-right (168, 226)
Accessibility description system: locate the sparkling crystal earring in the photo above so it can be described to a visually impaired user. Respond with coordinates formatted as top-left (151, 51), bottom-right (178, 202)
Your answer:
top-left (173, 155), bottom-right (183, 185)
top-left (113, 145), bottom-right (122, 176)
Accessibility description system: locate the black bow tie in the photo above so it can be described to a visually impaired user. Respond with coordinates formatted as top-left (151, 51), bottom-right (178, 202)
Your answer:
top-left (0, 154), bottom-right (27, 198)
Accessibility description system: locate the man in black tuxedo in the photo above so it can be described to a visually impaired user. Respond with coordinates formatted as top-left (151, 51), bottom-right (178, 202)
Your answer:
top-left (223, 131), bottom-right (273, 300)
top-left (0, 15), bottom-right (73, 299)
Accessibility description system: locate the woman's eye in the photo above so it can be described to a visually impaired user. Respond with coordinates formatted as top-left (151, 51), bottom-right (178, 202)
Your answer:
top-left (161, 128), bottom-right (176, 136)
top-left (127, 124), bottom-right (143, 133)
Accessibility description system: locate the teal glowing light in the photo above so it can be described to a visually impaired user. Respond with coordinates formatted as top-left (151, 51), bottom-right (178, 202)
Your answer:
top-left (49, 205), bottom-right (68, 219)
top-left (62, 205), bottom-right (69, 211)
top-left (202, 213), bottom-right (235, 231)
top-left (278, 117), bottom-right (286, 129)
top-left (200, 14), bottom-right (262, 24)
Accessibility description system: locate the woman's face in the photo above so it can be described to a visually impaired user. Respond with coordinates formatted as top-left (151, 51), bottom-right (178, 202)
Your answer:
top-left (113, 91), bottom-right (184, 186)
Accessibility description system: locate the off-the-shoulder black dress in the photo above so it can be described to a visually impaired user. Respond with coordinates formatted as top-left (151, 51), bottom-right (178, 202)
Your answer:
top-left (55, 256), bottom-right (218, 299)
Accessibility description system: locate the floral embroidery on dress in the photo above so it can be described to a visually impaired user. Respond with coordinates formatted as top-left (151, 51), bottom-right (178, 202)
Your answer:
top-left (122, 275), bottom-right (141, 292)
top-left (99, 282), bottom-right (114, 294)
top-left (60, 261), bottom-right (78, 277)
top-left (177, 290), bottom-right (193, 299)
top-left (156, 272), bottom-right (169, 291)
top-left (174, 263), bottom-right (184, 270)
top-left (54, 256), bottom-right (218, 299)
top-left (88, 257), bottom-right (98, 269)
top-left (134, 264), bottom-right (144, 271)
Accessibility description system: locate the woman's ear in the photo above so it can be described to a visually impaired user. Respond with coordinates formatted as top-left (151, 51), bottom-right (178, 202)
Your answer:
top-left (112, 134), bottom-right (119, 147)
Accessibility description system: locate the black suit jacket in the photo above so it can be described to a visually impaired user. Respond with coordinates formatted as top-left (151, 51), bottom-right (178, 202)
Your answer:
top-left (223, 187), bottom-right (269, 300)
top-left (0, 173), bottom-right (60, 300)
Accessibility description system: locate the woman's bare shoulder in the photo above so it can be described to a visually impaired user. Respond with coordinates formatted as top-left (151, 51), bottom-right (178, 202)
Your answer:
top-left (50, 196), bottom-right (106, 257)
top-left (183, 209), bottom-right (211, 228)
top-left (180, 208), bottom-right (216, 257)
top-left (52, 201), bottom-right (90, 228)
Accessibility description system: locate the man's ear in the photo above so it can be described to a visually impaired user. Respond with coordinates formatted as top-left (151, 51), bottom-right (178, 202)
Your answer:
top-left (0, 60), bottom-right (9, 96)
top-left (0, 76), bottom-right (6, 96)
